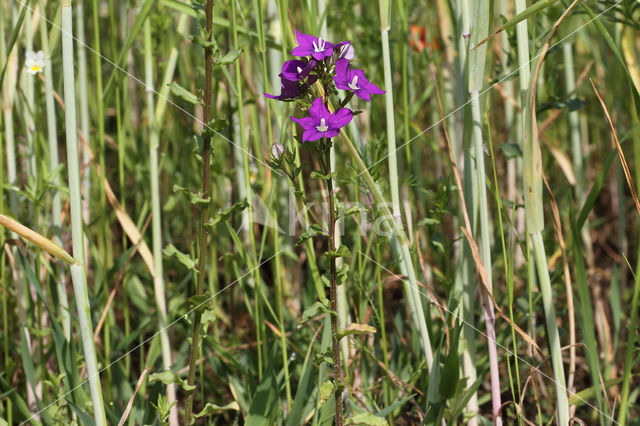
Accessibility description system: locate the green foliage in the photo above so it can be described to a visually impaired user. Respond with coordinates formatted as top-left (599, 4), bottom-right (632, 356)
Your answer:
top-left (1, 0), bottom-right (639, 424)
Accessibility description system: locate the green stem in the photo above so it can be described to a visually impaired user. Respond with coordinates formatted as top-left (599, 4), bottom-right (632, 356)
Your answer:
top-left (38, 0), bottom-right (71, 340)
top-left (324, 142), bottom-right (344, 426)
top-left (145, 17), bottom-right (183, 426)
top-left (185, 0), bottom-right (214, 421)
top-left (378, 0), bottom-right (433, 370)
top-left (61, 4), bottom-right (106, 425)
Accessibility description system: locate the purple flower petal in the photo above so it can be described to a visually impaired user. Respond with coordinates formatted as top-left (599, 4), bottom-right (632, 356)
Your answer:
top-left (323, 129), bottom-right (340, 139)
top-left (365, 81), bottom-right (386, 95)
top-left (291, 30), bottom-right (334, 60)
top-left (306, 129), bottom-right (325, 142)
top-left (308, 97), bottom-right (330, 121)
top-left (291, 116), bottom-right (315, 127)
top-left (282, 60), bottom-right (307, 81)
top-left (329, 108), bottom-right (353, 129)
top-left (291, 45), bottom-right (313, 57)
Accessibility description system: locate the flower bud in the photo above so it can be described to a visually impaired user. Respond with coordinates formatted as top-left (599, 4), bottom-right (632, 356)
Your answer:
top-left (271, 143), bottom-right (285, 160)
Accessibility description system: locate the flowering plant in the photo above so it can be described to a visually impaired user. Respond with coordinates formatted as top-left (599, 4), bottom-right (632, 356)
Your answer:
top-left (265, 30), bottom-right (384, 143)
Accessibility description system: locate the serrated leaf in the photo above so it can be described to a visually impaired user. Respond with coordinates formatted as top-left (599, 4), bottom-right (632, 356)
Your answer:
top-left (206, 200), bottom-right (249, 228)
top-left (326, 244), bottom-right (351, 259)
top-left (148, 370), bottom-right (176, 385)
top-left (417, 217), bottom-right (440, 226)
top-left (168, 81), bottom-right (203, 105)
top-left (187, 293), bottom-right (211, 314)
top-left (163, 243), bottom-right (198, 272)
top-left (336, 323), bottom-right (376, 341)
top-left (149, 370), bottom-right (196, 392)
top-left (346, 412), bottom-right (388, 425)
top-left (193, 401), bottom-right (239, 419)
top-left (208, 117), bottom-right (228, 132)
top-left (318, 381), bottom-right (334, 407)
top-left (202, 308), bottom-right (217, 327)
top-left (337, 264), bottom-right (349, 286)
top-left (218, 49), bottom-right (242, 65)
top-left (300, 300), bottom-right (334, 325)
top-left (173, 184), bottom-right (211, 205)
top-left (310, 170), bottom-right (337, 180)
top-left (342, 205), bottom-right (368, 217)
top-left (296, 224), bottom-right (328, 245)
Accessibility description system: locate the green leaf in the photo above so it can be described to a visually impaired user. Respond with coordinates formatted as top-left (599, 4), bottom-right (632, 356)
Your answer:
top-left (208, 117), bottom-right (228, 132)
top-left (341, 205), bottom-right (368, 217)
top-left (438, 347), bottom-right (460, 399)
top-left (173, 184), bottom-right (211, 205)
top-left (310, 170), bottom-right (337, 180)
top-left (375, 394), bottom-right (415, 418)
top-left (149, 370), bottom-right (196, 392)
top-left (217, 49), bottom-right (242, 65)
top-left (206, 200), bottom-right (249, 227)
top-left (499, 143), bottom-right (523, 159)
top-left (169, 81), bottom-right (203, 105)
top-left (336, 323), bottom-right (376, 341)
top-left (300, 300), bottom-right (335, 325)
top-left (201, 308), bottom-right (217, 328)
top-left (193, 401), bottom-right (240, 419)
top-left (417, 217), bottom-right (440, 226)
top-left (296, 224), bottom-right (328, 245)
top-left (337, 264), bottom-right (350, 286)
top-left (326, 244), bottom-right (351, 259)
top-left (163, 243), bottom-right (198, 272)
top-left (346, 412), bottom-right (388, 425)
top-left (318, 381), bottom-right (334, 408)
top-left (187, 292), bottom-right (212, 314)
top-left (245, 371), bottom-right (279, 425)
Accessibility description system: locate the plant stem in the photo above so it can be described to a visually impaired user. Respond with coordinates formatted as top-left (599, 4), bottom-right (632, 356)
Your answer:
top-left (516, 0), bottom-right (569, 420)
top-left (465, 0), bottom-right (502, 420)
top-left (185, 0), bottom-right (214, 421)
top-left (39, 0), bottom-right (71, 342)
top-left (144, 17), bottom-right (180, 426)
top-left (324, 142), bottom-right (343, 426)
top-left (378, 0), bottom-right (433, 370)
top-left (61, 4), bottom-right (107, 425)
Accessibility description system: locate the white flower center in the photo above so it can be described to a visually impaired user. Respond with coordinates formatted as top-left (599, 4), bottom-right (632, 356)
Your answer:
top-left (348, 75), bottom-right (359, 90)
top-left (296, 66), bottom-right (303, 74)
top-left (316, 118), bottom-right (328, 132)
top-left (312, 37), bottom-right (326, 53)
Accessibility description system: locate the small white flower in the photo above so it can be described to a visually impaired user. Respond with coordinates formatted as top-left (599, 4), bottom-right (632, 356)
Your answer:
top-left (25, 50), bottom-right (46, 75)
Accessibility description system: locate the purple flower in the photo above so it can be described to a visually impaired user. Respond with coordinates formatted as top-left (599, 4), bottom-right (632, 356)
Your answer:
top-left (334, 41), bottom-right (354, 61)
top-left (291, 30), bottom-right (334, 60)
top-left (333, 58), bottom-right (385, 101)
top-left (264, 76), bottom-right (302, 101)
top-left (291, 98), bottom-right (353, 142)
top-left (281, 59), bottom-right (317, 81)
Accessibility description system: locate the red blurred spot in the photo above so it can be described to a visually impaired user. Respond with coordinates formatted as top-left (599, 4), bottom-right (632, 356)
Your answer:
top-left (410, 25), bottom-right (427, 53)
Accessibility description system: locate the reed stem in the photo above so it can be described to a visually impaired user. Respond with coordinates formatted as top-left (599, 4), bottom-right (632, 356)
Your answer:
top-left (61, 4), bottom-right (106, 424)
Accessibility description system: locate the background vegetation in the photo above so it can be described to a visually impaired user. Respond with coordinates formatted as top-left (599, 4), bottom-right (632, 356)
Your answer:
top-left (1, 0), bottom-right (640, 424)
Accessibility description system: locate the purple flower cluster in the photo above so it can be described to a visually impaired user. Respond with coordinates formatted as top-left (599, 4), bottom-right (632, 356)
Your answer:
top-left (265, 30), bottom-right (385, 143)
